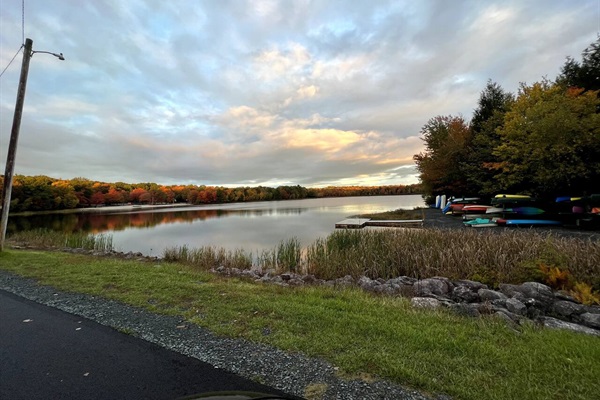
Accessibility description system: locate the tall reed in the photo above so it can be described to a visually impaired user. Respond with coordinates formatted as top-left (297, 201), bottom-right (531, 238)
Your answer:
top-left (8, 229), bottom-right (114, 252)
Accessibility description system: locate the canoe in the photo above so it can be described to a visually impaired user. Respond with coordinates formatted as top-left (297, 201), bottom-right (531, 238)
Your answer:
top-left (505, 219), bottom-right (561, 226)
top-left (494, 194), bottom-right (531, 199)
top-left (463, 218), bottom-right (497, 228)
top-left (485, 207), bottom-right (504, 214)
top-left (507, 207), bottom-right (545, 215)
top-left (462, 205), bottom-right (492, 213)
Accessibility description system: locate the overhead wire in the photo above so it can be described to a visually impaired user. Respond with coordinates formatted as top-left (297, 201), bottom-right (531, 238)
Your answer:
top-left (1, 0), bottom-right (26, 79)
top-left (0, 45), bottom-right (24, 79)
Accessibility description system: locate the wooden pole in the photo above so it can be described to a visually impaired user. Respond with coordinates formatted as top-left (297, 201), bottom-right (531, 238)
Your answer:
top-left (0, 38), bottom-right (33, 251)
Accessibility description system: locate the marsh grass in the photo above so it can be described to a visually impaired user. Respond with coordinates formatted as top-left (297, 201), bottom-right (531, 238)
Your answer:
top-left (306, 229), bottom-right (600, 288)
top-left (354, 207), bottom-right (425, 220)
top-left (8, 229), bottom-right (114, 252)
top-left (9, 227), bottom-right (600, 290)
top-left (163, 244), bottom-right (253, 270)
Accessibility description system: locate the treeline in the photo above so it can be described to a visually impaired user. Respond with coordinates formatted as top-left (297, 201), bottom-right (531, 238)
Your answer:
top-left (0, 175), bottom-right (422, 213)
top-left (414, 37), bottom-right (600, 203)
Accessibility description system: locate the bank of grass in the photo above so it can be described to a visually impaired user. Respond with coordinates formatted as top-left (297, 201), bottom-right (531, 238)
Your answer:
top-left (0, 249), bottom-right (598, 400)
top-left (353, 207), bottom-right (425, 220)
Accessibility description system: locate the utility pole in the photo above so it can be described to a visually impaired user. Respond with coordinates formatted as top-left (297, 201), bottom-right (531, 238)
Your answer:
top-left (0, 38), bottom-right (33, 251)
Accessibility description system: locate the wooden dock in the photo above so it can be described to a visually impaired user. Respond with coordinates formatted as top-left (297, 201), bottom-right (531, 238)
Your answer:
top-left (335, 218), bottom-right (423, 229)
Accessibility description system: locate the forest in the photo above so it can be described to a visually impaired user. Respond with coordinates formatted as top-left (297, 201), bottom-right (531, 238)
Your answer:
top-left (0, 174), bottom-right (421, 213)
top-left (414, 37), bottom-right (600, 203)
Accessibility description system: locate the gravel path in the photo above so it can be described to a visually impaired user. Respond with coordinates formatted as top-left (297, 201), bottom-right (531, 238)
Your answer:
top-left (0, 270), bottom-right (446, 400)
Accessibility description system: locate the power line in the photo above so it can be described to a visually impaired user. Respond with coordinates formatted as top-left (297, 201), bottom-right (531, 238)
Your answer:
top-left (22, 0), bottom-right (25, 45)
top-left (0, 45), bottom-right (24, 79)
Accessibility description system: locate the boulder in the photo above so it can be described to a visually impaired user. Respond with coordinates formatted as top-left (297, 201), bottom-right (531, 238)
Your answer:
top-left (450, 303), bottom-right (481, 317)
top-left (451, 285), bottom-right (480, 303)
top-left (539, 317), bottom-right (600, 337)
top-left (410, 297), bottom-right (442, 309)
top-left (579, 313), bottom-right (600, 330)
top-left (505, 298), bottom-right (527, 316)
top-left (552, 300), bottom-right (586, 319)
top-left (516, 282), bottom-right (555, 304)
top-left (478, 288), bottom-right (507, 302)
top-left (414, 278), bottom-right (452, 296)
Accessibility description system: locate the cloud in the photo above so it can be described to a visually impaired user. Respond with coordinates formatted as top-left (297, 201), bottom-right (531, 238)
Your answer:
top-left (1, 0), bottom-right (597, 187)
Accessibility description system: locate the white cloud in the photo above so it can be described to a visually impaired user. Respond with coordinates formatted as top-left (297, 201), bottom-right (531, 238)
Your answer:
top-left (0, 0), bottom-right (597, 187)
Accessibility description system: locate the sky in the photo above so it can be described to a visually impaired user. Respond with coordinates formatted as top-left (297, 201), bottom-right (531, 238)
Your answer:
top-left (0, 1), bottom-right (598, 188)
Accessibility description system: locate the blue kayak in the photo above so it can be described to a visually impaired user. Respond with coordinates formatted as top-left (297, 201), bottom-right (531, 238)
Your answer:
top-left (505, 219), bottom-right (561, 226)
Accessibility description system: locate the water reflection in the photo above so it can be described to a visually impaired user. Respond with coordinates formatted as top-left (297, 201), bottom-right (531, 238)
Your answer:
top-left (9, 195), bottom-right (425, 256)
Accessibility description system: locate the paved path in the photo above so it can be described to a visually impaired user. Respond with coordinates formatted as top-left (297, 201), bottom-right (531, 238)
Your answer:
top-left (0, 290), bottom-right (299, 400)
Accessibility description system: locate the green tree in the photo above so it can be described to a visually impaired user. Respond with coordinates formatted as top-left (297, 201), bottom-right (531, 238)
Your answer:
top-left (413, 115), bottom-right (472, 199)
top-left (462, 81), bottom-right (514, 195)
top-left (558, 36), bottom-right (600, 91)
top-left (494, 81), bottom-right (600, 198)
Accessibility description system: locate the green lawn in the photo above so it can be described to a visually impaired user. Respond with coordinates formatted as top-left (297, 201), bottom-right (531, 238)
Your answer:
top-left (1, 249), bottom-right (598, 400)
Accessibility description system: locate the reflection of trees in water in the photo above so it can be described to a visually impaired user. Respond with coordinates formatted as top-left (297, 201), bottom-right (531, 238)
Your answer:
top-left (8, 207), bottom-right (308, 234)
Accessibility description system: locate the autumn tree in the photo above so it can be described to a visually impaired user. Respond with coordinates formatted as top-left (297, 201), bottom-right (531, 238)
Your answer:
top-left (493, 81), bottom-right (600, 198)
top-left (413, 115), bottom-right (472, 199)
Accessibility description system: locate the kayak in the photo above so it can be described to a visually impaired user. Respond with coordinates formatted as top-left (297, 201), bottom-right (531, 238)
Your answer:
top-left (463, 218), bottom-right (497, 228)
top-left (505, 219), bottom-right (561, 226)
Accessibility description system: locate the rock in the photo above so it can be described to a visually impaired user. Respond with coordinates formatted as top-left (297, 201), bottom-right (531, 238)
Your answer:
top-left (414, 278), bottom-right (452, 296)
top-left (301, 274), bottom-right (318, 284)
top-left (516, 282), bottom-right (555, 304)
top-left (478, 288), bottom-right (507, 302)
top-left (585, 305), bottom-right (600, 315)
top-left (494, 309), bottom-right (522, 325)
top-left (451, 285), bottom-right (480, 303)
top-left (539, 317), bottom-right (600, 336)
top-left (335, 275), bottom-right (354, 287)
top-left (388, 276), bottom-right (417, 286)
top-left (497, 283), bottom-right (526, 300)
top-left (410, 297), bottom-right (442, 309)
top-left (357, 276), bottom-right (376, 291)
top-left (451, 303), bottom-right (481, 317)
top-left (287, 278), bottom-right (305, 286)
top-left (505, 298), bottom-right (527, 316)
top-left (455, 279), bottom-right (488, 291)
top-left (579, 313), bottom-right (600, 330)
top-left (373, 284), bottom-right (396, 296)
top-left (552, 300), bottom-right (586, 319)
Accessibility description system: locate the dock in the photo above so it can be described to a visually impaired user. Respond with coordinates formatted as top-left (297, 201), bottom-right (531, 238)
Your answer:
top-left (335, 218), bottom-right (423, 229)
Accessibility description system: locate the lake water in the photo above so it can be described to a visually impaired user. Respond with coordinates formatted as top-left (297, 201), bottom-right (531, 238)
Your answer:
top-left (9, 195), bottom-right (425, 256)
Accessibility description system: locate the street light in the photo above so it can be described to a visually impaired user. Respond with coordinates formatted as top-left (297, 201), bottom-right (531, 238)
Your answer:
top-left (0, 38), bottom-right (64, 251)
top-left (32, 50), bottom-right (65, 61)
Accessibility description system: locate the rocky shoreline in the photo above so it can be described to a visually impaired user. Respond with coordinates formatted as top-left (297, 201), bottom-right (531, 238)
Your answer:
top-left (56, 246), bottom-right (600, 337)
top-left (211, 266), bottom-right (600, 337)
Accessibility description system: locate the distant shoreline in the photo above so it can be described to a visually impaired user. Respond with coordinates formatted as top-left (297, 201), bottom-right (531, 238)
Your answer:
top-left (9, 203), bottom-right (193, 217)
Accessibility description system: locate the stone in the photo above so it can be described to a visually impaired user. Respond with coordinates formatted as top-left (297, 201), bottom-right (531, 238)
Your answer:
top-left (357, 276), bottom-right (376, 291)
top-left (388, 276), bottom-right (417, 286)
top-left (414, 278), bottom-right (452, 296)
top-left (539, 317), bottom-right (600, 337)
top-left (478, 288), bottom-right (507, 302)
top-left (516, 282), bottom-right (555, 304)
top-left (454, 279), bottom-right (488, 291)
top-left (410, 297), bottom-right (442, 309)
top-left (552, 300), bottom-right (586, 318)
top-left (498, 283), bottom-right (525, 300)
top-left (579, 313), bottom-right (600, 330)
top-left (505, 298), bottom-right (527, 316)
top-left (373, 284), bottom-right (395, 296)
top-left (494, 309), bottom-right (522, 325)
top-left (335, 275), bottom-right (354, 287)
top-left (451, 285), bottom-right (480, 303)
top-left (451, 303), bottom-right (481, 317)
top-left (280, 273), bottom-right (292, 281)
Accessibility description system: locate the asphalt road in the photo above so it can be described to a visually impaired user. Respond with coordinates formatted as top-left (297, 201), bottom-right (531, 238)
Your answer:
top-left (0, 290), bottom-right (300, 400)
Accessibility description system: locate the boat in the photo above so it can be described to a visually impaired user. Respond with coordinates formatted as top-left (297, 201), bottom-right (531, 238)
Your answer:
top-left (504, 219), bottom-right (561, 226)
top-left (462, 205), bottom-right (493, 214)
top-left (463, 218), bottom-right (497, 228)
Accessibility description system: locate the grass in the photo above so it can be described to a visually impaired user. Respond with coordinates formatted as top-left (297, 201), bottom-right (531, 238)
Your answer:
top-left (0, 249), bottom-right (598, 400)
top-left (353, 207), bottom-right (425, 220)
top-left (9, 228), bottom-right (114, 252)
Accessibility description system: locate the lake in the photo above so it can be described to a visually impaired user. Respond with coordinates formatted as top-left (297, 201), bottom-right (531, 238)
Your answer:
top-left (8, 195), bottom-right (425, 256)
